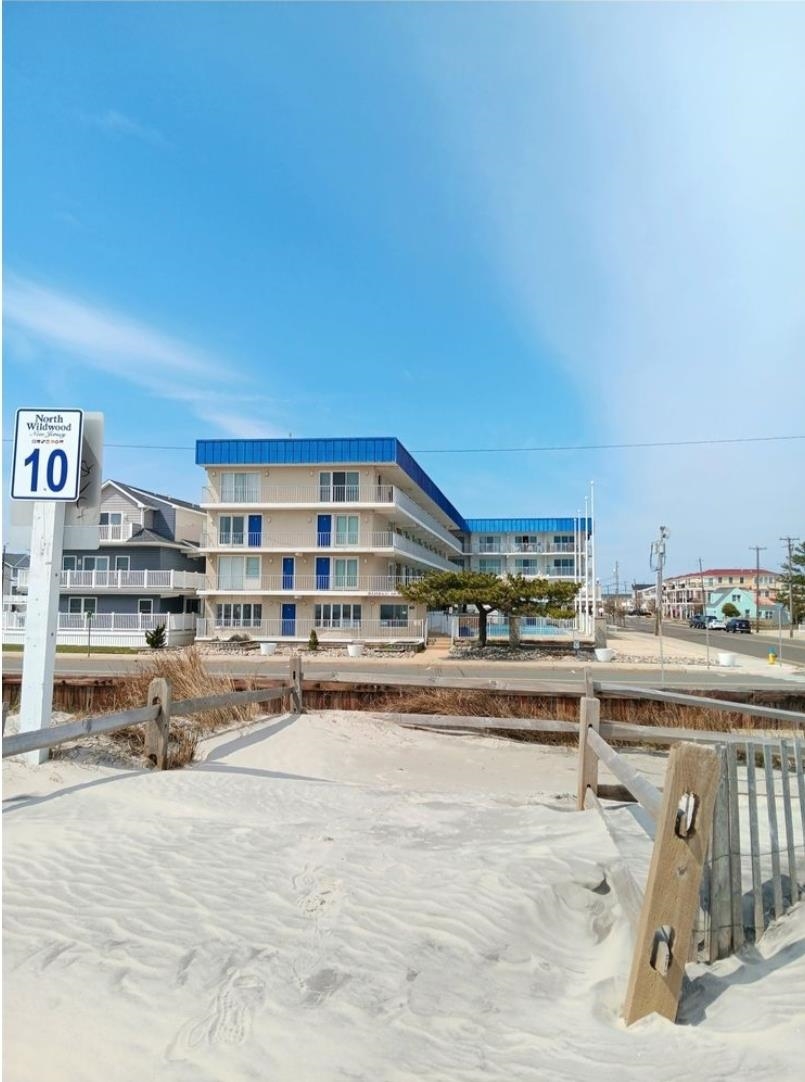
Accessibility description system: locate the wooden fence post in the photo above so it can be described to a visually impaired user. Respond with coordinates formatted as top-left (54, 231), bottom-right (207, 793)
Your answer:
top-left (289, 654), bottom-right (303, 713)
top-left (623, 741), bottom-right (720, 1026)
top-left (779, 739), bottom-right (800, 905)
top-left (145, 678), bottom-right (171, 770)
top-left (745, 742), bottom-right (765, 941)
top-left (576, 669), bottom-right (600, 810)
top-left (764, 744), bottom-right (784, 921)
top-left (708, 745), bottom-right (732, 961)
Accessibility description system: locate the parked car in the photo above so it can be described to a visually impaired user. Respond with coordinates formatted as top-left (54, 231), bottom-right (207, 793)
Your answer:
top-left (688, 615), bottom-right (707, 629)
top-left (707, 617), bottom-right (727, 631)
top-left (726, 618), bottom-right (751, 634)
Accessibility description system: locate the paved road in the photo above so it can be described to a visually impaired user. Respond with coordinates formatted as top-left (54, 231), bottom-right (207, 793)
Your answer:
top-left (626, 618), bottom-right (805, 667)
top-left (3, 651), bottom-right (803, 692)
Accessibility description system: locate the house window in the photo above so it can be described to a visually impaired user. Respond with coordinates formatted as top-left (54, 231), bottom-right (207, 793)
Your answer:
top-left (138, 599), bottom-right (154, 615)
top-left (245, 556), bottom-right (261, 583)
top-left (319, 471), bottom-right (360, 502)
top-left (314, 603), bottom-right (362, 629)
top-left (63, 556), bottom-right (77, 571)
top-left (552, 559), bottom-right (575, 573)
top-left (219, 515), bottom-right (245, 545)
top-left (334, 515), bottom-right (359, 546)
top-left (478, 536), bottom-right (500, 553)
top-left (113, 556), bottom-right (130, 571)
top-left (333, 558), bottom-right (358, 589)
top-left (215, 603), bottom-right (262, 628)
top-left (218, 555), bottom-right (244, 590)
top-left (220, 472), bottom-right (259, 502)
top-left (82, 555), bottom-right (109, 572)
top-left (515, 559), bottom-right (540, 576)
top-left (67, 597), bottom-right (97, 615)
top-left (379, 604), bottom-right (408, 627)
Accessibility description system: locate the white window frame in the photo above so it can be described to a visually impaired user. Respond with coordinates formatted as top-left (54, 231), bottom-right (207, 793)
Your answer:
top-left (138, 599), bottom-right (154, 615)
top-left (334, 515), bottom-right (359, 547)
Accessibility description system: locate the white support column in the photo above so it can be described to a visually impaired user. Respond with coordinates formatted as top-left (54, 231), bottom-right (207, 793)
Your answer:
top-left (18, 501), bottom-right (66, 765)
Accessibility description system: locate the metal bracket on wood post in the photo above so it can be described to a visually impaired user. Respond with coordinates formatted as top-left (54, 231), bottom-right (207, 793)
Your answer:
top-left (623, 742), bottom-right (720, 1025)
top-left (145, 677), bottom-right (171, 770)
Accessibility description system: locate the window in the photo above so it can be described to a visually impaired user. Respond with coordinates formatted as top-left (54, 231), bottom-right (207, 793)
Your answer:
top-left (479, 558), bottom-right (502, 574)
top-left (552, 559), bottom-right (575, 573)
top-left (82, 556), bottom-right (109, 572)
top-left (515, 559), bottom-right (540, 575)
top-left (67, 597), bottom-right (97, 615)
top-left (334, 515), bottom-right (359, 546)
top-left (478, 536), bottom-right (500, 553)
top-left (245, 556), bottom-right (261, 583)
top-left (219, 515), bottom-right (245, 545)
top-left (380, 604), bottom-right (408, 627)
top-left (333, 558), bottom-right (358, 589)
top-left (319, 471), bottom-right (360, 502)
top-left (63, 555), bottom-right (77, 571)
top-left (314, 603), bottom-right (362, 629)
top-left (113, 556), bottom-right (130, 571)
top-left (220, 472), bottom-right (259, 502)
top-left (100, 513), bottom-right (122, 526)
top-left (138, 599), bottom-right (154, 615)
top-left (215, 603), bottom-right (262, 627)
top-left (218, 555), bottom-right (244, 590)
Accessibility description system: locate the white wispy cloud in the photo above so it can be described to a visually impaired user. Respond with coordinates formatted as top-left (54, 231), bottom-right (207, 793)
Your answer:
top-left (3, 275), bottom-right (286, 439)
top-left (82, 108), bottom-right (168, 148)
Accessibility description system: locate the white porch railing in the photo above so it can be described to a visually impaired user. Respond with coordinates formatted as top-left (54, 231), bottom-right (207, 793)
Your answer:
top-left (201, 483), bottom-right (464, 555)
top-left (2, 612), bottom-right (197, 647)
top-left (201, 574), bottom-right (423, 595)
top-left (200, 531), bottom-right (458, 571)
top-left (469, 541), bottom-right (577, 555)
top-left (98, 521), bottom-right (139, 541)
top-left (196, 617), bottom-right (425, 642)
top-left (52, 570), bottom-right (205, 591)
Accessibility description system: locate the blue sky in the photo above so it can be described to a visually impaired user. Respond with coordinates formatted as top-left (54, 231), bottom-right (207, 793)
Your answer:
top-left (4, 2), bottom-right (804, 588)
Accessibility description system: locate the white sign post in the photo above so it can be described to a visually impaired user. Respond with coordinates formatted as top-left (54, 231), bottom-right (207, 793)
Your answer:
top-left (11, 409), bottom-right (86, 765)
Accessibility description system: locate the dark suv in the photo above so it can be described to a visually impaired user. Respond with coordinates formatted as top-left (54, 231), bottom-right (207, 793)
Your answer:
top-left (726, 618), bottom-right (751, 634)
top-left (688, 615), bottom-right (707, 629)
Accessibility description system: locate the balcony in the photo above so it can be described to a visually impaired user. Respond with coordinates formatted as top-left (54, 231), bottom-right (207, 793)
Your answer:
top-left (200, 574), bottom-right (424, 595)
top-left (195, 616), bottom-right (425, 643)
top-left (2, 611), bottom-right (197, 647)
top-left (201, 483), bottom-right (463, 555)
top-left (469, 540), bottom-right (577, 555)
top-left (201, 530), bottom-right (458, 572)
top-left (54, 570), bottom-right (205, 593)
top-left (98, 521), bottom-right (139, 542)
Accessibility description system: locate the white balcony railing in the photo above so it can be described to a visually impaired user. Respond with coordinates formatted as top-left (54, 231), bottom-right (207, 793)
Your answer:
top-left (98, 521), bottom-right (139, 541)
top-left (202, 574), bottom-right (424, 595)
top-left (469, 541), bottom-right (577, 555)
top-left (55, 570), bottom-right (205, 591)
top-left (3, 612), bottom-right (196, 632)
top-left (196, 617), bottom-right (425, 642)
top-left (201, 483), bottom-right (463, 555)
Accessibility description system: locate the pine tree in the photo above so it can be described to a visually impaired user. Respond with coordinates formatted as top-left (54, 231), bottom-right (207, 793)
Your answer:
top-left (778, 540), bottom-right (805, 624)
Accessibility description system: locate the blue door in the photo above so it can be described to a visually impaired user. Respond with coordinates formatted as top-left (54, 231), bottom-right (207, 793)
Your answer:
top-left (317, 514), bottom-right (332, 547)
top-left (315, 557), bottom-right (331, 590)
top-left (282, 557), bottom-right (295, 590)
top-left (281, 603), bottom-right (296, 637)
top-left (248, 514), bottom-right (262, 547)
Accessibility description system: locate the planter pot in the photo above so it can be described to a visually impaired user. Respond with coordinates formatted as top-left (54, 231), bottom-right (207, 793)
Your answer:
top-left (594, 648), bottom-right (615, 663)
top-left (717, 651), bottom-right (737, 668)
top-left (347, 643), bottom-right (365, 658)
top-left (260, 642), bottom-right (277, 656)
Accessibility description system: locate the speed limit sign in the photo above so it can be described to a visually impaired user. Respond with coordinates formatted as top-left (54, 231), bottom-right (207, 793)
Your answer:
top-left (11, 408), bottom-right (84, 501)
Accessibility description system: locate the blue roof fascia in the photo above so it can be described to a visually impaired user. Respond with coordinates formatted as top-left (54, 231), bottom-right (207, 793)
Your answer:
top-left (195, 437), bottom-right (467, 531)
top-left (465, 517), bottom-right (593, 534)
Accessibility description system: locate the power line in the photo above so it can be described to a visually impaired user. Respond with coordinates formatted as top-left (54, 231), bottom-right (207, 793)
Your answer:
top-left (2, 434), bottom-right (804, 453)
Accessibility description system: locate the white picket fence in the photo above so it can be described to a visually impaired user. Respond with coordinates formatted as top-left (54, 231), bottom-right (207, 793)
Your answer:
top-left (2, 612), bottom-right (197, 648)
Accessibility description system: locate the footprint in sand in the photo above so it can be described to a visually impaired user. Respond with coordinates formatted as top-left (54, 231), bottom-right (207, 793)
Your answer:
top-left (168, 966), bottom-right (266, 1057)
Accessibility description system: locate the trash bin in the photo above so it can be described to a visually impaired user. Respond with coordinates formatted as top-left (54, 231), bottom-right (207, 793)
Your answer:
top-left (768, 651), bottom-right (777, 665)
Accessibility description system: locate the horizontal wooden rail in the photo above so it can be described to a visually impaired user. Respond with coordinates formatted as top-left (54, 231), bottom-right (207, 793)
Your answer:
top-left (387, 714), bottom-right (579, 734)
top-left (596, 683), bottom-right (805, 724)
top-left (599, 720), bottom-right (794, 747)
top-left (586, 727), bottom-right (662, 821)
top-left (2, 704), bottom-right (161, 758)
top-left (305, 670), bottom-right (583, 696)
top-left (172, 687), bottom-right (288, 714)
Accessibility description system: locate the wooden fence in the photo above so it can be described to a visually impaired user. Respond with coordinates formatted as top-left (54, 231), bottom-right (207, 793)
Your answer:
top-left (3, 659), bottom-right (803, 1026)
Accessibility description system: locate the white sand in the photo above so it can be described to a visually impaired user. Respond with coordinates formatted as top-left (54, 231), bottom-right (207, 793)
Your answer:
top-left (3, 711), bottom-right (804, 1081)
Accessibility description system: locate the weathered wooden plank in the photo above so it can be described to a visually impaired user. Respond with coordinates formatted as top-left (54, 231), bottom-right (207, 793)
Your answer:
top-left (389, 714), bottom-right (578, 734)
top-left (778, 739), bottom-right (799, 904)
top-left (586, 728), bottom-right (662, 822)
top-left (172, 687), bottom-right (288, 714)
top-left (623, 742), bottom-right (720, 1026)
top-left (577, 695), bottom-right (601, 810)
top-left (795, 737), bottom-right (805, 866)
top-left (745, 743), bottom-right (765, 940)
top-left (596, 684), bottom-right (805, 725)
top-left (764, 744), bottom-right (784, 921)
top-left (600, 721), bottom-right (788, 748)
top-left (2, 703), bottom-right (160, 757)
top-left (311, 670), bottom-right (584, 696)
top-left (709, 746), bottom-right (732, 960)
top-left (584, 788), bottom-right (645, 934)
top-left (726, 743), bottom-right (745, 951)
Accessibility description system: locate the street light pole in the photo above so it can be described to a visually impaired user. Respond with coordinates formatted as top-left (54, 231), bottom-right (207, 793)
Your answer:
top-left (650, 526), bottom-right (669, 683)
top-left (749, 545), bottom-right (767, 634)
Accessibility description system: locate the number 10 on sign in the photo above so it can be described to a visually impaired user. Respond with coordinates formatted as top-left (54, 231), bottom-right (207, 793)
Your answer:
top-left (11, 409), bottom-right (84, 501)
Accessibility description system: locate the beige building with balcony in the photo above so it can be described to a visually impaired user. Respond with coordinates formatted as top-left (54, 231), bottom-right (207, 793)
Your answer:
top-left (196, 438), bottom-right (593, 644)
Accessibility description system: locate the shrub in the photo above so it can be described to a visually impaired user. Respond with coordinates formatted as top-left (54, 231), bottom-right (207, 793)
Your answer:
top-left (308, 629), bottom-right (319, 651)
top-left (144, 623), bottom-right (167, 649)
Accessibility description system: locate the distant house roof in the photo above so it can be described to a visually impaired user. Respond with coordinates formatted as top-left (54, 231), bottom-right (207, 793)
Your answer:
top-left (3, 552), bottom-right (30, 570)
top-left (668, 568), bottom-right (778, 580)
top-left (105, 480), bottom-right (202, 515)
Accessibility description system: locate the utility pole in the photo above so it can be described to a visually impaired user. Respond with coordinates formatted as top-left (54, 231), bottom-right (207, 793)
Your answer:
top-left (650, 526), bottom-right (669, 683)
top-left (780, 536), bottom-right (800, 639)
top-left (698, 557), bottom-right (710, 670)
top-left (749, 545), bottom-right (767, 634)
